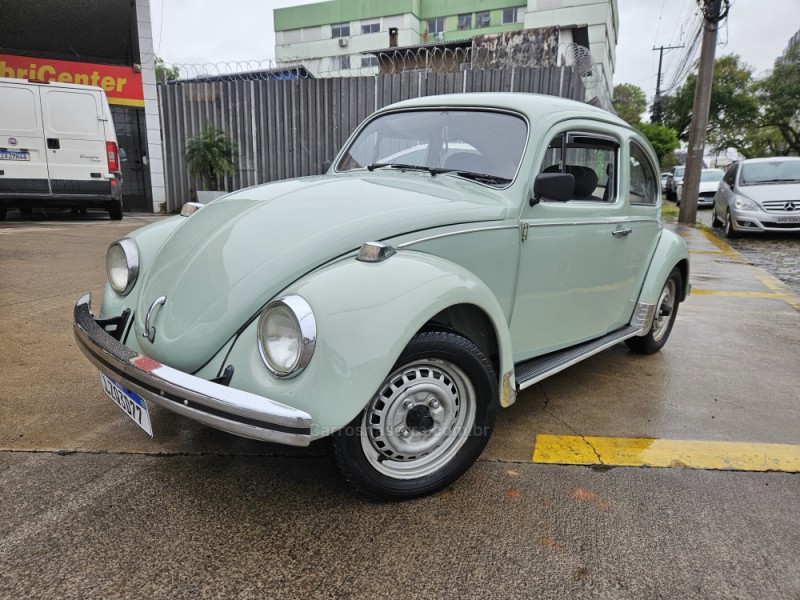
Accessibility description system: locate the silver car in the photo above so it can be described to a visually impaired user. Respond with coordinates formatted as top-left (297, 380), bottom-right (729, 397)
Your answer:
top-left (676, 168), bottom-right (724, 207)
top-left (712, 157), bottom-right (800, 237)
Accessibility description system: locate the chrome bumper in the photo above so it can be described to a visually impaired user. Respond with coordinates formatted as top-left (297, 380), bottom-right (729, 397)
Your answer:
top-left (73, 293), bottom-right (312, 447)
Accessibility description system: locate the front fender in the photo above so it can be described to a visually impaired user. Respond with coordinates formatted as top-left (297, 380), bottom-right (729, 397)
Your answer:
top-left (637, 228), bottom-right (690, 306)
top-left (224, 250), bottom-right (515, 439)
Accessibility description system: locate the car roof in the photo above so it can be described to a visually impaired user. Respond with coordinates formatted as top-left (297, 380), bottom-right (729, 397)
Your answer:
top-left (379, 92), bottom-right (631, 131)
top-left (737, 156), bottom-right (800, 164)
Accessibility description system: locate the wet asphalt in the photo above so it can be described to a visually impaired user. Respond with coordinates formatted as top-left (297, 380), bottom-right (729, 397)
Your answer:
top-left (1, 208), bottom-right (798, 599)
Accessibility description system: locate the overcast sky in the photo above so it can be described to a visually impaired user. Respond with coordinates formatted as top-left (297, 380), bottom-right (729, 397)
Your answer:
top-left (151, 0), bottom-right (800, 103)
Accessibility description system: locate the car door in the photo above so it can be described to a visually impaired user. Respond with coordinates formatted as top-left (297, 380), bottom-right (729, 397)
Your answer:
top-left (716, 163), bottom-right (737, 215)
top-left (510, 127), bottom-right (659, 361)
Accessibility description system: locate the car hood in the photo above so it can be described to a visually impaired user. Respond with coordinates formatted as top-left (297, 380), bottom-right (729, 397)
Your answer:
top-left (739, 182), bottom-right (800, 204)
top-left (135, 173), bottom-right (510, 372)
top-left (698, 181), bottom-right (721, 193)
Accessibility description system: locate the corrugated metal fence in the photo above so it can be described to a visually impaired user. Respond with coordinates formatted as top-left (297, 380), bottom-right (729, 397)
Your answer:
top-left (159, 66), bottom-right (584, 211)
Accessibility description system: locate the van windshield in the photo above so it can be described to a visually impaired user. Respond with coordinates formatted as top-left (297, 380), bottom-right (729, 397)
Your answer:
top-left (336, 109), bottom-right (528, 186)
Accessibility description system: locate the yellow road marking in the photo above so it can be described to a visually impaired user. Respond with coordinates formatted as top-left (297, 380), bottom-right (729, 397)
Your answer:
top-left (700, 229), bottom-right (743, 260)
top-left (691, 290), bottom-right (790, 299)
top-left (689, 249), bottom-right (726, 255)
top-left (532, 435), bottom-right (800, 472)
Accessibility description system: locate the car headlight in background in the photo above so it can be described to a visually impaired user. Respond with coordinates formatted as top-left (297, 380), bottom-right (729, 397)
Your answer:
top-left (106, 238), bottom-right (139, 296)
top-left (258, 295), bottom-right (316, 378)
top-left (733, 196), bottom-right (759, 211)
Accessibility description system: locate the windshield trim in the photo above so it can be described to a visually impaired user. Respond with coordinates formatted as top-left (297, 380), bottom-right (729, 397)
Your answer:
top-left (333, 106), bottom-right (530, 190)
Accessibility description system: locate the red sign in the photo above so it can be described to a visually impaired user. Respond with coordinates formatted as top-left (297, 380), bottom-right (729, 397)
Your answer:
top-left (0, 54), bottom-right (144, 107)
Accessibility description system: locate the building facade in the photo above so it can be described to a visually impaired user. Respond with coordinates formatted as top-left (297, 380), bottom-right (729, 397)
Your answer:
top-left (0, 0), bottom-right (166, 213)
top-left (274, 0), bottom-right (617, 104)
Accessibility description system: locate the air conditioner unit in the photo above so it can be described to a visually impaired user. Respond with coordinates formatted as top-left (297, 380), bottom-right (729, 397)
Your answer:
top-left (338, 38), bottom-right (348, 47)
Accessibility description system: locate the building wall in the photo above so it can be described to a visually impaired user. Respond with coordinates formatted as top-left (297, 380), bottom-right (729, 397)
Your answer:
top-left (274, 0), bottom-right (616, 101)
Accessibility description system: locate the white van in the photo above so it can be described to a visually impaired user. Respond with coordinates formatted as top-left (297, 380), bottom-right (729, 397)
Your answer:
top-left (0, 78), bottom-right (123, 220)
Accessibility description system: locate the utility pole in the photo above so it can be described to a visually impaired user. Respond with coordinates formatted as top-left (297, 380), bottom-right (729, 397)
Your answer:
top-left (678, 0), bottom-right (729, 225)
top-left (651, 44), bottom-right (683, 124)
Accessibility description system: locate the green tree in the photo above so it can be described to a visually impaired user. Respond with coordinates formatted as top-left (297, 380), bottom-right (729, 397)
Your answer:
top-left (185, 125), bottom-right (238, 191)
top-left (661, 54), bottom-right (759, 154)
top-left (758, 46), bottom-right (800, 154)
top-left (612, 83), bottom-right (648, 125)
top-left (155, 56), bottom-right (180, 83)
top-left (636, 122), bottom-right (680, 165)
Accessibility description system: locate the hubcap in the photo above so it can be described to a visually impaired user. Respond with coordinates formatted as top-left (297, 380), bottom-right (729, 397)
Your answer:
top-left (361, 359), bottom-right (477, 480)
top-left (652, 278), bottom-right (676, 342)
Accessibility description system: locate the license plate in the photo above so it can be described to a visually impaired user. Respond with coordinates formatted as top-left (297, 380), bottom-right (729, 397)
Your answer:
top-left (99, 372), bottom-right (153, 436)
top-left (0, 150), bottom-right (30, 161)
top-left (774, 215), bottom-right (800, 224)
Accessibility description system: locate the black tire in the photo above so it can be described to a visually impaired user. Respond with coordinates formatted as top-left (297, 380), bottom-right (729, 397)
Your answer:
top-left (0, 208), bottom-right (6, 221)
top-left (332, 330), bottom-right (498, 500)
top-left (724, 210), bottom-right (739, 238)
top-left (711, 206), bottom-right (722, 227)
top-left (109, 199), bottom-right (123, 221)
top-left (666, 188), bottom-right (675, 201)
top-left (626, 267), bottom-right (682, 355)
top-left (19, 207), bottom-right (33, 217)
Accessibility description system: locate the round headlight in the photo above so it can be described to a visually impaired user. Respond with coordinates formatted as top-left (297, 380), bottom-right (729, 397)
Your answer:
top-left (106, 238), bottom-right (139, 296)
top-left (257, 296), bottom-right (316, 378)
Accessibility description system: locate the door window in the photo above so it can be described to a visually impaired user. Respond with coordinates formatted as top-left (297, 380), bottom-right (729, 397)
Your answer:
top-left (539, 132), bottom-right (618, 201)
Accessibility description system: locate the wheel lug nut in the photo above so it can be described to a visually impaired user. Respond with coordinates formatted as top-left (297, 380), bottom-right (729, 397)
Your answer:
top-left (429, 398), bottom-right (440, 409)
top-left (399, 427), bottom-right (410, 438)
top-left (403, 400), bottom-right (414, 410)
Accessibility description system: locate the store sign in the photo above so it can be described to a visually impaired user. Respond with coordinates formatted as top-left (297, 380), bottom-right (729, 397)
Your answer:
top-left (0, 53), bottom-right (144, 107)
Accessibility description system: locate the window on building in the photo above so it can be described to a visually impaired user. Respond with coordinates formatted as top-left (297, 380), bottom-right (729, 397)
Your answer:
top-left (457, 14), bottom-right (472, 30)
top-left (332, 55), bottom-right (351, 70)
top-left (476, 11), bottom-right (490, 28)
top-left (361, 56), bottom-right (379, 68)
top-left (427, 17), bottom-right (445, 34)
top-left (502, 7), bottom-right (525, 24)
top-left (331, 22), bottom-right (350, 38)
top-left (361, 21), bottom-right (380, 34)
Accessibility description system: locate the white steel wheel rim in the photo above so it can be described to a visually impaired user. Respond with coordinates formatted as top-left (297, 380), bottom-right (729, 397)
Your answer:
top-left (652, 278), bottom-right (676, 342)
top-left (361, 359), bottom-right (477, 480)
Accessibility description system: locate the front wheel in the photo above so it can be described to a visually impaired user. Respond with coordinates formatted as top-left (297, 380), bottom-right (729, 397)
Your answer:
top-left (109, 199), bottom-right (123, 221)
top-left (711, 206), bottom-right (722, 227)
top-left (332, 330), bottom-right (497, 500)
top-left (626, 268), bottom-right (682, 355)
top-left (724, 210), bottom-right (739, 238)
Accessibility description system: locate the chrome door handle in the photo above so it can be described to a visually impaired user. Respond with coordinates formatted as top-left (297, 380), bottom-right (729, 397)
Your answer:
top-left (612, 227), bottom-right (632, 237)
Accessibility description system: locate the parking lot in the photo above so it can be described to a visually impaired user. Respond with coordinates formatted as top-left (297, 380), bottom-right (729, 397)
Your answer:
top-left (1, 210), bottom-right (799, 599)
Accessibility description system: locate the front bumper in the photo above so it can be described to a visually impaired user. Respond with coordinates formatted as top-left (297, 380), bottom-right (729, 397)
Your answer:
top-left (730, 210), bottom-right (800, 233)
top-left (73, 293), bottom-right (313, 446)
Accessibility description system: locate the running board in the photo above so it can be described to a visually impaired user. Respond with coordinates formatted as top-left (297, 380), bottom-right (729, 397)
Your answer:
top-left (515, 325), bottom-right (640, 391)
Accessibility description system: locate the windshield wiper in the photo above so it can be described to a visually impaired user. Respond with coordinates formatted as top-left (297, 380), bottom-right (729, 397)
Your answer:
top-left (443, 169), bottom-right (512, 185)
top-left (367, 162), bottom-right (435, 173)
top-left (754, 178), bottom-right (800, 184)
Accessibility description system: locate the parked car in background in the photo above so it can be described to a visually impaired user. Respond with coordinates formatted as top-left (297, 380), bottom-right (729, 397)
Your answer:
top-left (661, 172), bottom-right (670, 192)
top-left (712, 157), bottom-right (800, 237)
top-left (0, 78), bottom-right (123, 220)
top-left (73, 93), bottom-right (690, 500)
top-left (665, 165), bottom-right (685, 201)
top-left (676, 168), bottom-right (724, 206)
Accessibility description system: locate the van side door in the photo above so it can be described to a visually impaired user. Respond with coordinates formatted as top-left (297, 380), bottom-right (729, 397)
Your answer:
top-left (0, 81), bottom-right (50, 196)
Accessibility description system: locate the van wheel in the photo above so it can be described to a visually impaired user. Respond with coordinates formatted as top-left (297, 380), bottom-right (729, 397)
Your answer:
top-left (332, 331), bottom-right (497, 500)
top-left (20, 207), bottom-right (33, 217)
top-left (109, 200), bottom-right (123, 221)
top-left (0, 208), bottom-right (6, 221)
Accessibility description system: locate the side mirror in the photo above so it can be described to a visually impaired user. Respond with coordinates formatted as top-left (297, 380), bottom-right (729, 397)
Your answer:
top-left (531, 172), bottom-right (574, 205)
top-left (322, 160), bottom-right (331, 174)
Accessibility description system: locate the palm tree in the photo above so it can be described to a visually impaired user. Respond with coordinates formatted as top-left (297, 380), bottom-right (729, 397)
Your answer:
top-left (185, 125), bottom-right (238, 191)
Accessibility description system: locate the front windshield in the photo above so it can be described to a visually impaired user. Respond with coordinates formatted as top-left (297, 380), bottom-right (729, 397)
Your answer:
top-left (674, 166), bottom-right (685, 177)
top-left (336, 109), bottom-right (528, 185)
top-left (700, 170), bottom-right (724, 182)
top-left (740, 160), bottom-right (800, 185)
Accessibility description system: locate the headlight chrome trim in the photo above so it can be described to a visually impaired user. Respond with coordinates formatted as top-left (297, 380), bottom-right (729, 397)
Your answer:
top-left (257, 295), bottom-right (317, 379)
top-left (106, 237), bottom-right (139, 296)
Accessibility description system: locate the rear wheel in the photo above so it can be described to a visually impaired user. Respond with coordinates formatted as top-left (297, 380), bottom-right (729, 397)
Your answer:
top-left (626, 268), bottom-right (681, 355)
top-left (332, 330), bottom-right (497, 500)
top-left (109, 199), bottom-right (123, 221)
top-left (19, 207), bottom-right (33, 217)
top-left (0, 208), bottom-right (6, 221)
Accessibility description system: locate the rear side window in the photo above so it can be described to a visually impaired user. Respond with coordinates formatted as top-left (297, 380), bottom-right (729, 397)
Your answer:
top-left (44, 91), bottom-right (100, 136)
top-left (629, 142), bottom-right (659, 205)
top-left (0, 86), bottom-right (38, 132)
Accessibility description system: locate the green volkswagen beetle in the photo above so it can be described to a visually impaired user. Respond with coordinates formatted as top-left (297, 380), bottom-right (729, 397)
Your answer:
top-left (74, 93), bottom-right (689, 500)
